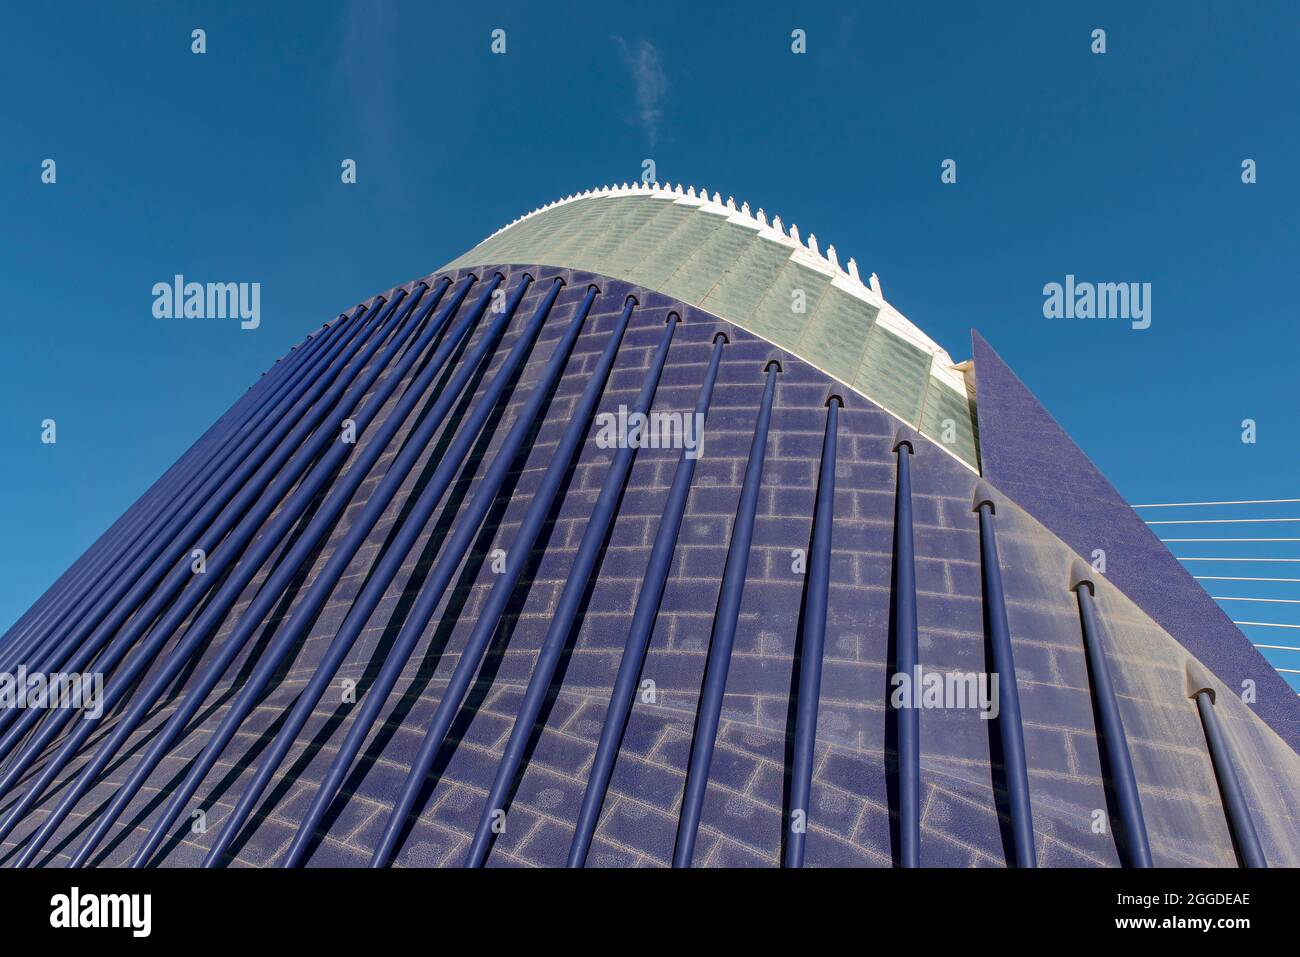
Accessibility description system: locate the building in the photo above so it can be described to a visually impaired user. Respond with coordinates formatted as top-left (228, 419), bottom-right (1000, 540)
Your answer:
top-left (2, 183), bottom-right (1297, 868)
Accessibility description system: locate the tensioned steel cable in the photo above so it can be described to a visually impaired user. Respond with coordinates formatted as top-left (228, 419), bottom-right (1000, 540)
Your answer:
top-left (1161, 538), bottom-right (1300, 543)
top-left (1132, 499), bottom-right (1300, 507)
top-left (1146, 518), bottom-right (1300, 524)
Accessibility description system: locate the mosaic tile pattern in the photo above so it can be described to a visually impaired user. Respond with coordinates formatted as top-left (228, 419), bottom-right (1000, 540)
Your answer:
top-left (2, 265), bottom-right (1297, 868)
top-left (440, 190), bottom-right (979, 469)
top-left (971, 331), bottom-right (1300, 753)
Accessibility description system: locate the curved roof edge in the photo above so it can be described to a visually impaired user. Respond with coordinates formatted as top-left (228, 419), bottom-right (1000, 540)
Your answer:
top-left (442, 183), bottom-right (980, 470)
top-left (452, 182), bottom-right (964, 389)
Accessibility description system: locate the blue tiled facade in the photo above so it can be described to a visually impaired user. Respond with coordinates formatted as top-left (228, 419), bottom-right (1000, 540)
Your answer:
top-left (971, 332), bottom-right (1300, 752)
top-left (2, 264), bottom-right (1297, 868)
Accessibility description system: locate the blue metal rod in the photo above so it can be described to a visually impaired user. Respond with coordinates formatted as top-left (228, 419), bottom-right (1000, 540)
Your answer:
top-left (0, 289), bottom-right (415, 836)
top-left (465, 313), bottom-right (680, 867)
top-left (50, 275), bottom-right (529, 869)
top-left (0, 282), bottom-right (445, 825)
top-left (1194, 690), bottom-right (1267, 867)
top-left (974, 496), bottom-right (1036, 867)
top-left (784, 395), bottom-right (841, 868)
top-left (4, 277), bottom-right (477, 860)
top-left (3, 308), bottom-right (357, 665)
top-left (366, 295), bottom-right (640, 868)
top-left (0, 292), bottom-right (396, 725)
top-left (893, 436), bottom-right (920, 867)
top-left (0, 293), bottom-right (397, 783)
top-left (0, 309), bottom-right (352, 673)
top-left (0, 336), bottom-right (298, 656)
top-left (567, 333), bottom-right (727, 867)
top-left (0, 292), bottom-right (388, 715)
top-left (199, 278), bottom-right (570, 869)
top-left (673, 360), bottom-right (780, 868)
top-left (279, 284), bottom-right (601, 868)
top-left (1074, 582), bottom-right (1152, 867)
top-left (108, 273), bottom-right (532, 867)
top-left (2, 304), bottom-right (352, 668)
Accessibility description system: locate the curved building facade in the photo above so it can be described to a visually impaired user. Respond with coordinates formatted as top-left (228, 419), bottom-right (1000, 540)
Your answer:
top-left (2, 184), bottom-right (1297, 868)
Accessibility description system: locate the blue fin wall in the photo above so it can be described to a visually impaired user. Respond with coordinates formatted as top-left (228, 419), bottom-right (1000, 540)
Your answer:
top-left (970, 331), bottom-right (1300, 753)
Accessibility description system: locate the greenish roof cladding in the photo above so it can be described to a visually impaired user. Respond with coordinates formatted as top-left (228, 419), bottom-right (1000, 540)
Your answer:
top-left (442, 186), bottom-right (979, 470)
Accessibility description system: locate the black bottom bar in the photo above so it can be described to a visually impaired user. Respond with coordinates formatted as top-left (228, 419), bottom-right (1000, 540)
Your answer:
top-left (0, 867), bottom-right (1283, 944)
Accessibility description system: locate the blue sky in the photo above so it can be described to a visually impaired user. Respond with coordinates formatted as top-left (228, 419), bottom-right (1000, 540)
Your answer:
top-left (3, 1), bottom-right (1298, 676)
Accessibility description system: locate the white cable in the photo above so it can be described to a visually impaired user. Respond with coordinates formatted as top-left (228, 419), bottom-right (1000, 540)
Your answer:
top-left (1212, 596), bottom-right (1300, 604)
top-left (1161, 537), bottom-right (1300, 542)
top-left (1132, 498), bottom-right (1300, 508)
top-left (1179, 557), bottom-right (1300, 563)
top-left (1146, 517), bottom-right (1300, 525)
top-left (1255, 644), bottom-right (1300, 652)
top-left (1196, 575), bottom-right (1300, 582)
top-left (1234, 621), bottom-right (1300, 629)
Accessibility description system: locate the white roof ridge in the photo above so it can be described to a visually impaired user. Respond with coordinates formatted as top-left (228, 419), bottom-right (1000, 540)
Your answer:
top-left (466, 183), bottom-right (958, 371)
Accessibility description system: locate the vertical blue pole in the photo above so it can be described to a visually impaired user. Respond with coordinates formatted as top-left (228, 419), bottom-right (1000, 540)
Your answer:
top-left (1070, 565), bottom-right (1152, 867)
top-left (0, 282), bottom-right (448, 845)
top-left (973, 483), bottom-right (1036, 868)
top-left (55, 276), bottom-right (529, 870)
top-left (567, 332), bottom-right (728, 867)
top-left (1192, 687), bottom-right (1267, 868)
top-left (0, 300), bottom-right (367, 679)
top-left (280, 283), bottom-right (600, 868)
top-left (465, 313), bottom-right (681, 867)
top-left (673, 359), bottom-right (780, 868)
top-left (0, 288), bottom-right (414, 797)
top-left (784, 395), bottom-right (841, 868)
top-left (893, 431), bottom-right (920, 867)
top-left (201, 279), bottom-right (573, 869)
top-left (367, 296), bottom-right (640, 868)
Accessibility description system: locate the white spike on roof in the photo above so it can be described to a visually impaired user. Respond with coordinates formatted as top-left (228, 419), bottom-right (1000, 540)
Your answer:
top-left (458, 183), bottom-right (970, 404)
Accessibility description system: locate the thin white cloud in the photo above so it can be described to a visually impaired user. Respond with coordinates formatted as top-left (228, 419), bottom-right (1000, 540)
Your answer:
top-left (614, 37), bottom-right (669, 148)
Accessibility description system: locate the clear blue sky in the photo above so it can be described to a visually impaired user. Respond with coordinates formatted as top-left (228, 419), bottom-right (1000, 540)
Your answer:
top-left (3, 2), bottom-right (1298, 676)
